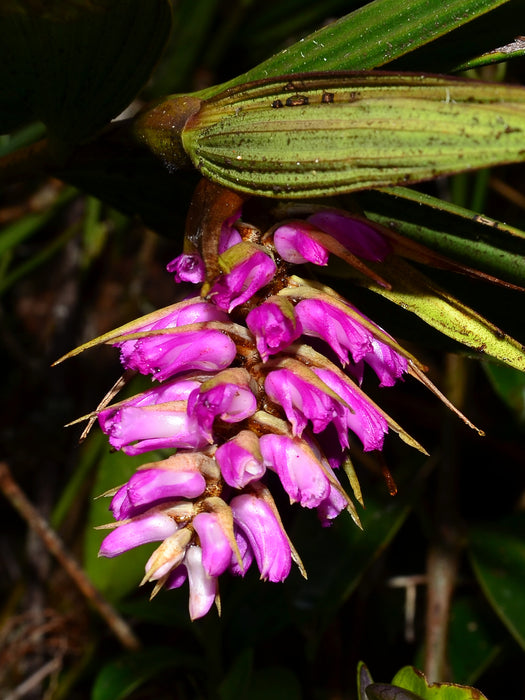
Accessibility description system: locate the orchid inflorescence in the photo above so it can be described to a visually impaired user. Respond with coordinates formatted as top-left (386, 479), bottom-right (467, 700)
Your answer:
top-left (70, 182), bottom-right (457, 620)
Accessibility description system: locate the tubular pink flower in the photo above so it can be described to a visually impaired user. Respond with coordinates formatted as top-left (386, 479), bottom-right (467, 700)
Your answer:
top-left (166, 253), bottom-right (205, 284)
top-left (118, 327), bottom-right (237, 382)
top-left (98, 402), bottom-right (208, 455)
top-left (264, 368), bottom-right (343, 436)
top-left (116, 298), bottom-right (228, 370)
top-left (185, 545), bottom-right (218, 620)
top-left (215, 430), bottom-right (266, 488)
top-left (313, 368), bottom-right (389, 451)
top-left (246, 299), bottom-right (302, 361)
top-left (273, 221), bottom-right (329, 265)
top-left (99, 511), bottom-right (178, 558)
top-left (295, 298), bottom-right (374, 366)
top-left (259, 434), bottom-right (330, 509)
top-left (193, 512), bottom-right (233, 577)
top-left (187, 371), bottom-right (257, 443)
top-left (364, 337), bottom-right (407, 387)
top-left (110, 469), bottom-right (206, 520)
top-left (230, 492), bottom-right (291, 582)
top-left (209, 243), bottom-right (277, 311)
top-left (308, 210), bottom-right (392, 262)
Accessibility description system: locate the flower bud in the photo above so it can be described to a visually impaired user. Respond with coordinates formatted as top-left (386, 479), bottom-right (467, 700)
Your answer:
top-left (166, 253), bottom-right (205, 284)
top-left (99, 511), bottom-right (178, 558)
top-left (230, 491), bottom-right (291, 582)
top-left (215, 430), bottom-right (265, 488)
top-left (209, 241), bottom-right (276, 311)
top-left (246, 296), bottom-right (302, 361)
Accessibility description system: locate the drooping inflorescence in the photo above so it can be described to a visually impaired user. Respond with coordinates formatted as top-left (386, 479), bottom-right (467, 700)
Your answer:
top-left (77, 183), bottom-right (435, 619)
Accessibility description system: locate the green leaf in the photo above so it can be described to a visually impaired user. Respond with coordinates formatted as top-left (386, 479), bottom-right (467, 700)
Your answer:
top-left (469, 514), bottom-right (525, 652)
top-left (483, 362), bottom-right (525, 424)
top-left (353, 256), bottom-right (525, 373)
top-left (178, 73), bottom-right (525, 199)
top-left (448, 596), bottom-right (503, 686)
top-left (197, 0), bottom-right (512, 97)
top-left (0, 0), bottom-right (172, 149)
top-left (360, 187), bottom-right (525, 288)
top-left (91, 646), bottom-right (202, 700)
top-left (390, 667), bottom-right (488, 699)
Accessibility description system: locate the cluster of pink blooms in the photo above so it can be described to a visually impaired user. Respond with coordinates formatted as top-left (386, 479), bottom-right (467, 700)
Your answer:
top-left (95, 206), bottom-right (417, 619)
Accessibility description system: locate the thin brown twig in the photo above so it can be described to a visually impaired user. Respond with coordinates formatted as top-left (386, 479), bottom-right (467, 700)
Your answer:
top-left (423, 354), bottom-right (467, 682)
top-left (0, 461), bottom-right (141, 652)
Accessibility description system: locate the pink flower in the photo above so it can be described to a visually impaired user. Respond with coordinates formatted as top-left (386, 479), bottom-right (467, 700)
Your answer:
top-left (119, 327), bottom-right (237, 382)
top-left (264, 367), bottom-right (343, 436)
top-left (166, 253), bottom-right (205, 284)
top-left (187, 369), bottom-right (257, 443)
top-left (98, 401), bottom-right (208, 455)
top-left (230, 492), bottom-right (291, 582)
top-left (116, 298), bottom-right (228, 371)
top-left (273, 221), bottom-right (329, 265)
top-left (215, 430), bottom-right (266, 488)
top-left (193, 512), bottom-right (234, 577)
top-left (185, 546), bottom-right (218, 620)
top-left (99, 511), bottom-right (178, 558)
top-left (110, 469), bottom-right (206, 520)
top-left (295, 297), bottom-right (374, 366)
top-left (313, 367), bottom-right (389, 451)
top-left (259, 434), bottom-right (330, 508)
top-left (308, 210), bottom-right (391, 262)
top-left (246, 297), bottom-right (302, 361)
top-left (209, 242), bottom-right (276, 311)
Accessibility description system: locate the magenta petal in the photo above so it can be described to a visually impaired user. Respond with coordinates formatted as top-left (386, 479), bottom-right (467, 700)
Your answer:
top-left (308, 211), bottom-right (391, 262)
top-left (98, 403), bottom-right (208, 455)
top-left (295, 298), bottom-right (373, 366)
top-left (313, 368), bottom-right (389, 451)
top-left (246, 301), bottom-right (302, 361)
top-left (116, 299), bottom-right (228, 370)
top-left (99, 512), bottom-right (178, 557)
top-left (259, 434), bottom-right (330, 508)
top-left (193, 512), bottom-right (233, 577)
top-left (273, 222), bottom-right (329, 265)
top-left (215, 432), bottom-right (266, 488)
top-left (120, 328), bottom-right (237, 382)
top-left (230, 493), bottom-right (291, 582)
top-left (219, 210), bottom-right (243, 253)
top-left (110, 469), bottom-right (206, 519)
top-left (166, 253), bottom-right (206, 284)
top-left (365, 337), bottom-right (407, 387)
top-left (229, 527), bottom-right (253, 576)
top-left (264, 368), bottom-right (341, 436)
top-left (185, 546), bottom-right (217, 620)
top-left (187, 382), bottom-right (257, 442)
top-left (210, 246), bottom-right (276, 311)
top-left (165, 564), bottom-right (188, 590)
top-left (317, 483), bottom-right (349, 527)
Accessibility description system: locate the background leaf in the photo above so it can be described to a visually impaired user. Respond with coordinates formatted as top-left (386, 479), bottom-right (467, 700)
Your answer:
top-left (0, 0), bottom-right (172, 148)
top-left (469, 514), bottom-right (525, 652)
top-left (198, 0), bottom-right (515, 97)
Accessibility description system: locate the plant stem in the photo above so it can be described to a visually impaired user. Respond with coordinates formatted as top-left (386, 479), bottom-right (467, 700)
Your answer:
top-left (424, 354), bottom-right (467, 682)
